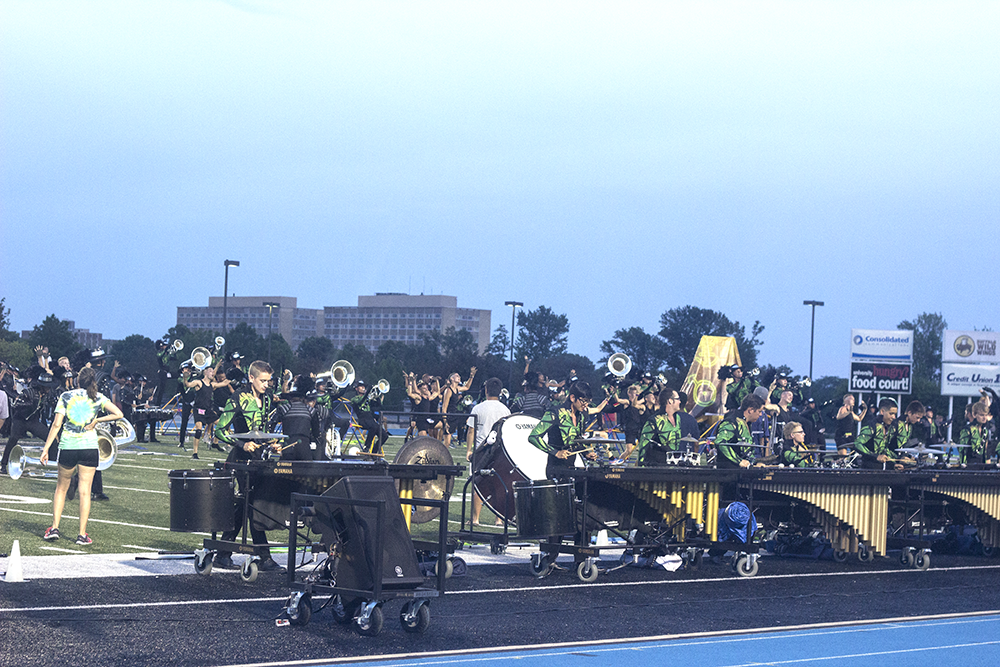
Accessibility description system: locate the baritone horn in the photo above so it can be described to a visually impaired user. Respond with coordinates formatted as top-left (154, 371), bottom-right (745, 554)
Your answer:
top-left (373, 378), bottom-right (390, 396)
top-left (9, 418), bottom-right (133, 480)
top-left (607, 353), bottom-right (632, 378)
top-left (171, 339), bottom-right (185, 353)
top-left (214, 336), bottom-right (225, 349)
top-left (187, 346), bottom-right (213, 371)
top-left (330, 360), bottom-right (355, 389)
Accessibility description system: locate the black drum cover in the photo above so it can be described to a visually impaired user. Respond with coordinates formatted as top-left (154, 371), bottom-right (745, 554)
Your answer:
top-left (168, 469), bottom-right (235, 532)
top-left (514, 480), bottom-right (575, 539)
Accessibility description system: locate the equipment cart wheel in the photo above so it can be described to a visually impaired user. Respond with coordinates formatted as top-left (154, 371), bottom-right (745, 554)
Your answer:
top-left (331, 595), bottom-right (353, 625)
top-left (982, 545), bottom-right (995, 558)
top-left (355, 603), bottom-right (384, 637)
top-left (490, 540), bottom-right (507, 555)
top-left (913, 550), bottom-right (931, 571)
top-left (899, 548), bottom-right (915, 567)
top-left (832, 549), bottom-right (848, 563)
top-left (400, 601), bottom-right (431, 634)
top-left (530, 553), bottom-right (553, 578)
top-left (289, 594), bottom-right (312, 627)
top-left (735, 554), bottom-right (759, 577)
top-left (686, 548), bottom-right (703, 570)
top-left (857, 543), bottom-right (875, 563)
top-left (576, 559), bottom-right (599, 583)
top-left (434, 558), bottom-right (454, 579)
top-left (241, 559), bottom-right (259, 583)
top-left (194, 551), bottom-right (213, 575)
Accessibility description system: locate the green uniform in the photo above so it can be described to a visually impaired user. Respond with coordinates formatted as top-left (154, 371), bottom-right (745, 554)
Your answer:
top-left (715, 415), bottom-right (755, 467)
top-left (958, 423), bottom-right (992, 464)
top-left (780, 441), bottom-right (811, 468)
top-left (637, 413), bottom-right (681, 466)
top-left (529, 406), bottom-right (586, 479)
top-left (726, 376), bottom-right (758, 411)
top-left (214, 389), bottom-right (272, 455)
top-left (854, 420), bottom-right (893, 468)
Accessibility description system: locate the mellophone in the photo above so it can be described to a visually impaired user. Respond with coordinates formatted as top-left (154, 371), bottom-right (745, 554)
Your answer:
top-left (579, 466), bottom-right (1000, 557)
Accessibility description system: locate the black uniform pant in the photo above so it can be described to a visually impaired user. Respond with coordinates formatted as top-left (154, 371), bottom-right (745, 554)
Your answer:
top-left (219, 452), bottom-right (270, 558)
top-left (178, 401), bottom-right (194, 444)
top-left (358, 414), bottom-right (388, 454)
top-left (2, 418), bottom-right (50, 469)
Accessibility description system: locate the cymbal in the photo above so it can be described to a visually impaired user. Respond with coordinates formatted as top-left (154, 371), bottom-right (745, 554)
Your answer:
top-left (679, 436), bottom-right (700, 443)
top-left (392, 435), bottom-right (455, 524)
top-left (232, 430), bottom-right (287, 441)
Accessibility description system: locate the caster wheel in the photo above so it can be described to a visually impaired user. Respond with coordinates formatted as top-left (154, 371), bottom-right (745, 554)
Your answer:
top-left (832, 549), bottom-right (847, 563)
top-left (289, 594), bottom-right (312, 626)
top-left (982, 545), bottom-right (995, 558)
top-left (913, 550), bottom-right (931, 571)
top-left (530, 554), bottom-right (553, 578)
top-left (434, 558), bottom-right (454, 579)
top-left (576, 560), bottom-right (599, 583)
top-left (241, 560), bottom-right (259, 583)
top-left (400, 601), bottom-right (430, 634)
top-left (355, 605), bottom-right (384, 637)
top-left (735, 555), bottom-right (759, 577)
top-left (688, 549), bottom-right (703, 570)
top-left (857, 544), bottom-right (875, 563)
top-left (194, 553), bottom-right (213, 575)
top-left (331, 595), bottom-right (354, 625)
top-left (900, 549), bottom-right (915, 567)
top-left (490, 542), bottom-right (507, 555)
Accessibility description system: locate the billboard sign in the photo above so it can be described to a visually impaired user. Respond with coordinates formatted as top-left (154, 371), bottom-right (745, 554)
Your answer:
top-left (942, 330), bottom-right (1000, 364)
top-left (850, 329), bottom-right (913, 361)
top-left (941, 362), bottom-right (1000, 397)
top-left (849, 361), bottom-right (911, 394)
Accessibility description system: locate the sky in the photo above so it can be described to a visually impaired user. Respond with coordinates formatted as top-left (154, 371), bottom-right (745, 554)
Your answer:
top-left (2, 0), bottom-right (997, 380)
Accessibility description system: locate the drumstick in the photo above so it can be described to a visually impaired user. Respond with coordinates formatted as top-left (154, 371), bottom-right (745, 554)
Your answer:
top-left (564, 447), bottom-right (595, 456)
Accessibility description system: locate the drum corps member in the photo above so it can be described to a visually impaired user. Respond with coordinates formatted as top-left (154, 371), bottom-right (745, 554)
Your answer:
top-left (528, 382), bottom-right (597, 481)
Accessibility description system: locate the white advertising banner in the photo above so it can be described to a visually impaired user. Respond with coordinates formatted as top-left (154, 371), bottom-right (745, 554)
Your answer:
top-left (942, 330), bottom-right (1000, 364)
top-left (941, 362), bottom-right (1000, 397)
top-left (850, 329), bottom-right (913, 361)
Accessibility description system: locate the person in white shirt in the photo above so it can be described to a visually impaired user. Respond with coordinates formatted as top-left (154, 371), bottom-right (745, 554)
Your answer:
top-left (466, 377), bottom-right (511, 526)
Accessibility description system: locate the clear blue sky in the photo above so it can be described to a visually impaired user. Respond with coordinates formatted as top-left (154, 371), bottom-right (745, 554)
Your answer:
top-left (2, 1), bottom-right (997, 379)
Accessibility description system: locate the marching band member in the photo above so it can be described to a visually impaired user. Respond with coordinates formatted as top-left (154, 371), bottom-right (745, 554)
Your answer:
top-left (779, 421), bottom-right (812, 468)
top-left (440, 367), bottom-right (476, 448)
top-left (723, 364), bottom-right (758, 411)
top-left (715, 394), bottom-right (767, 469)
top-left (636, 388), bottom-right (682, 466)
top-left (350, 379), bottom-right (389, 455)
top-left (212, 360), bottom-right (283, 572)
top-left (272, 375), bottom-right (323, 460)
top-left (854, 398), bottom-right (902, 470)
top-left (511, 371), bottom-right (551, 418)
top-left (465, 377), bottom-right (510, 526)
top-left (958, 401), bottom-right (994, 465)
top-left (835, 394), bottom-right (866, 455)
top-left (528, 382), bottom-right (597, 481)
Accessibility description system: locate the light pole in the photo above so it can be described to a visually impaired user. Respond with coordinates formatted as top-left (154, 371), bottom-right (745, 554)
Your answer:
top-left (222, 259), bottom-right (240, 334)
top-left (504, 301), bottom-right (523, 391)
top-left (264, 301), bottom-right (280, 366)
top-left (803, 300), bottom-right (824, 379)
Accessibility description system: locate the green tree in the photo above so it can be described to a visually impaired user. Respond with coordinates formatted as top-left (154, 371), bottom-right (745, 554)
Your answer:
top-left (110, 334), bottom-right (158, 379)
top-left (0, 339), bottom-right (33, 371)
top-left (531, 353), bottom-right (599, 392)
top-left (516, 306), bottom-right (569, 361)
top-left (296, 336), bottom-right (336, 375)
top-left (485, 324), bottom-right (510, 358)
top-left (0, 297), bottom-right (18, 342)
top-left (28, 315), bottom-right (82, 361)
top-left (599, 326), bottom-right (669, 378)
top-left (657, 306), bottom-right (764, 378)
top-left (898, 312), bottom-right (947, 383)
top-left (222, 323), bottom-right (263, 362)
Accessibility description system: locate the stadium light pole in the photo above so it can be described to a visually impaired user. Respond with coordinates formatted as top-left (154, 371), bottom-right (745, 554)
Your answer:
top-left (505, 301), bottom-right (523, 392)
top-left (803, 300), bottom-right (824, 379)
top-left (223, 260), bottom-right (240, 334)
top-left (264, 301), bottom-right (280, 365)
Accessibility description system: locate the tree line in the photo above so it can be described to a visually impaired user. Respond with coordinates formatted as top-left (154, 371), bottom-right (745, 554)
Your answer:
top-left (0, 295), bottom-right (959, 418)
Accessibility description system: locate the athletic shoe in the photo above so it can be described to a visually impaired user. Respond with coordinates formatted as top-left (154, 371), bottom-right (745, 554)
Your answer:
top-left (213, 553), bottom-right (236, 569)
top-left (75, 534), bottom-right (93, 546)
top-left (43, 526), bottom-right (60, 541)
top-left (191, 453), bottom-right (199, 460)
top-left (0, 465), bottom-right (9, 476)
top-left (258, 557), bottom-right (285, 573)
top-left (92, 493), bottom-right (110, 501)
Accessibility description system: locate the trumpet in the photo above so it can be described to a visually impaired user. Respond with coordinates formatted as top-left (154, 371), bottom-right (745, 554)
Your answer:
top-left (186, 346), bottom-right (213, 371)
top-left (607, 353), bottom-right (632, 378)
top-left (171, 339), bottom-right (184, 353)
top-left (8, 417), bottom-right (133, 480)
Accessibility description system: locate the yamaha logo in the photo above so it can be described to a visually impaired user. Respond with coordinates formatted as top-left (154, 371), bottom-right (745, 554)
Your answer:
top-left (395, 566), bottom-right (403, 577)
top-left (515, 423), bottom-right (533, 429)
top-left (954, 335), bottom-right (975, 357)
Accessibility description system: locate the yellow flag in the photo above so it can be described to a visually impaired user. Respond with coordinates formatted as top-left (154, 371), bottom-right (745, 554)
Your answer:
top-left (679, 336), bottom-right (741, 421)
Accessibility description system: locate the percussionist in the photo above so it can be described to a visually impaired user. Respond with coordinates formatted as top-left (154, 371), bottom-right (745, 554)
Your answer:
top-left (636, 388), bottom-right (682, 466)
top-left (212, 360), bottom-right (283, 572)
top-left (715, 394), bottom-right (767, 469)
top-left (528, 382), bottom-right (598, 480)
top-left (854, 398), bottom-right (902, 470)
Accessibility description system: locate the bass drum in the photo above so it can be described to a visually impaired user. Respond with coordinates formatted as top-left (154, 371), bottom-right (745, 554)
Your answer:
top-left (473, 414), bottom-right (583, 521)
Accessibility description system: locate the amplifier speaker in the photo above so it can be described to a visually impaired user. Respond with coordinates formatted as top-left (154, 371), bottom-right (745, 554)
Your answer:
top-left (317, 476), bottom-right (424, 592)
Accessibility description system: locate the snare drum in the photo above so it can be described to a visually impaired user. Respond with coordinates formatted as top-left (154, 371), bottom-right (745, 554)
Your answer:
top-left (168, 468), bottom-right (235, 532)
top-left (472, 414), bottom-right (583, 520)
top-left (513, 479), bottom-right (575, 538)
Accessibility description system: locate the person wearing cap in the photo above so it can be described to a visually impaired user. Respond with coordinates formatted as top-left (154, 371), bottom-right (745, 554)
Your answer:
top-left (798, 397), bottom-right (826, 446)
top-left (271, 375), bottom-right (323, 460)
top-left (528, 381), bottom-right (599, 480)
top-left (1, 370), bottom-right (56, 475)
top-left (350, 379), bottom-right (389, 455)
top-left (724, 364), bottom-right (758, 411)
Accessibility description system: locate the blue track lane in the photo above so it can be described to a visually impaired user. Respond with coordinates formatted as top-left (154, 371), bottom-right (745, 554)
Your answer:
top-left (352, 614), bottom-right (1000, 667)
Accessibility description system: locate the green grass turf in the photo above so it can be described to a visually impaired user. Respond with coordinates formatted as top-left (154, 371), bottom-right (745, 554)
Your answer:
top-left (0, 433), bottom-right (501, 558)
